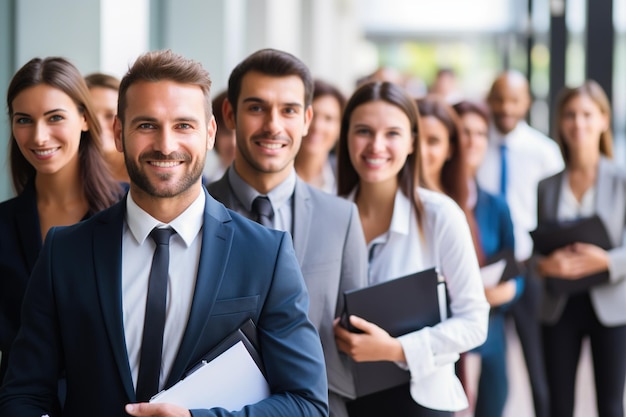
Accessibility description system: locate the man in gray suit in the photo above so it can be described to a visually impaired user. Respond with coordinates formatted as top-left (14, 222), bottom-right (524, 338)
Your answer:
top-left (207, 48), bottom-right (368, 417)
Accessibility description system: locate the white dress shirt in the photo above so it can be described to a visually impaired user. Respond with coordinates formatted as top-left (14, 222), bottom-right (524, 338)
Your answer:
top-left (477, 121), bottom-right (564, 261)
top-left (122, 190), bottom-right (205, 391)
top-left (348, 187), bottom-right (489, 411)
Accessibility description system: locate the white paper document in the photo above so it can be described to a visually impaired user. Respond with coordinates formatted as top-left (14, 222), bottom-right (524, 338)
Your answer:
top-left (480, 258), bottom-right (507, 288)
top-left (150, 341), bottom-right (270, 411)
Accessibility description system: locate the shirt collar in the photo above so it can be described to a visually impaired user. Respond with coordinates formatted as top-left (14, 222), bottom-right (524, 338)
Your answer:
top-left (490, 120), bottom-right (528, 146)
top-left (389, 188), bottom-right (412, 236)
top-left (228, 164), bottom-right (296, 211)
top-left (347, 186), bottom-right (412, 242)
top-left (125, 188), bottom-right (205, 247)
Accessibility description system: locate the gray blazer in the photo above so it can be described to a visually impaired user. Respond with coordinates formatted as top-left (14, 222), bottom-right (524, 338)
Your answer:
top-left (535, 157), bottom-right (626, 325)
top-left (207, 171), bottom-right (368, 402)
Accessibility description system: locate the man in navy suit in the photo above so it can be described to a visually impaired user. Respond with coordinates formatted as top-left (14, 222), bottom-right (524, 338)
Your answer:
top-left (0, 49), bottom-right (328, 417)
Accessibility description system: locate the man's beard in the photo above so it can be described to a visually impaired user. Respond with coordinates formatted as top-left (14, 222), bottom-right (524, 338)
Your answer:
top-left (123, 142), bottom-right (205, 198)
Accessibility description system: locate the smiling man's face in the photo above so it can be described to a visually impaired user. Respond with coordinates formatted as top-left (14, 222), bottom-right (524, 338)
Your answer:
top-left (225, 71), bottom-right (312, 190)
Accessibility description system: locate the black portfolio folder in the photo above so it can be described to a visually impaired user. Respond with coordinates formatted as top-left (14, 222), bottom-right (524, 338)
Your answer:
top-left (187, 318), bottom-right (265, 377)
top-left (530, 215), bottom-right (612, 294)
top-left (341, 267), bottom-right (446, 397)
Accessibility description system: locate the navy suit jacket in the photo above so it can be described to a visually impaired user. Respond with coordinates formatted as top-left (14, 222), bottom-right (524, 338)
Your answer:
top-left (0, 188), bottom-right (328, 417)
top-left (0, 182), bottom-right (42, 382)
top-left (0, 181), bottom-right (128, 383)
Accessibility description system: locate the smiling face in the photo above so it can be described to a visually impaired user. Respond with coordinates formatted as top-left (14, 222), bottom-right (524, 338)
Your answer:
top-left (559, 94), bottom-right (608, 156)
top-left (225, 71), bottom-right (312, 190)
top-left (487, 75), bottom-right (530, 135)
top-left (11, 84), bottom-right (87, 178)
top-left (347, 100), bottom-right (414, 188)
top-left (114, 80), bottom-right (215, 202)
top-left (301, 94), bottom-right (342, 157)
top-left (459, 112), bottom-right (489, 176)
top-left (420, 115), bottom-right (451, 189)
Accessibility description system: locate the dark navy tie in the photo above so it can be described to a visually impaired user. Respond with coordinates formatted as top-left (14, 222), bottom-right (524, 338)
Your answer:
top-left (252, 196), bottom-right (274, 228)
top-left (136, 227), bottom-right (175, 402)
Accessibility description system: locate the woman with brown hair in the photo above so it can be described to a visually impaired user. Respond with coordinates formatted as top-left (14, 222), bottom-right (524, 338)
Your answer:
top-left (453, 100), bottom-right (524, 417)
top-left (533, 80), bottom-right (626, 417)
top-left (333, 81), bottom-right (488, 416)
top-left (0, 57), bottom-right (124, 382)
top-left (295, 79), bottom-right (346, 193)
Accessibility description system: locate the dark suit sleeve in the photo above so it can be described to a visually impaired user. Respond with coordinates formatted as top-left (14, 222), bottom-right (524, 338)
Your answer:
top-left (191, 232), bottom-right (328, 417)
top-left (0, 228), bottom-right (63, 417)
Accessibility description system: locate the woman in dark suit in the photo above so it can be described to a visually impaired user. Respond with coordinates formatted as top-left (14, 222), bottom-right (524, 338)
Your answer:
top-left (0, 57), bottom-right (123, 382)
top-left (534, 80), bottom-right (626, 417)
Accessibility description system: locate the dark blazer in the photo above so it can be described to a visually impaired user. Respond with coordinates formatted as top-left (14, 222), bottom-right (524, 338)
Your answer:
top-left (0, 182), bottom-right (42, 382)
top-left (208, 172), bottom-right (368, 404)
top-left (534, 157), bottom-right (626, 326)
top-left (0, 189), bottom-right (328, 417)
top-left (0, 181), bottom-right (128, 383)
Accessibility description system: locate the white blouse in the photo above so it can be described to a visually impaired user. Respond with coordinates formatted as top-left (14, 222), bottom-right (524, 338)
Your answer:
top-left (557, 172), bottom-right (595, 220)
top-left (348, 187), bottom-right (489, 411)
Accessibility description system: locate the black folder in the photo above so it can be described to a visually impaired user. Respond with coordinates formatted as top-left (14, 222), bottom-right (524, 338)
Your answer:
top-left (187, 318), bottom-right (265, 378)
top-left (341, 267), bottom-right (447, 397)
top-left (530, 215), bottom-right (612, 294)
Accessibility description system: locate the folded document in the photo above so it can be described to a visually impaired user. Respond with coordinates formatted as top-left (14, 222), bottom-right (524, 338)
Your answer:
top-left (150, 320), bottom-right (270, 411)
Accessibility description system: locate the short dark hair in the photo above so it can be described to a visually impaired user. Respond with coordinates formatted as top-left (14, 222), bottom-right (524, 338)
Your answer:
top-left (118, 49), bottom-right (212, 123)
top-left (227, 48), bottom-right (313, 115)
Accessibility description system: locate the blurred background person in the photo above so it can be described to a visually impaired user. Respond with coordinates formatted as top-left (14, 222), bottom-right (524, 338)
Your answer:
top-left (454, 100), bottom-right (525, 417)
top-left (84, 72), bottom-right (129, 183)
top-left (0, 57), bottom-right (123, 384)
top-left (203, 90), bottom-right (236, 183)
top-left (335, 81), bottom-right (488, 417)
top-left (429, 68), bottom-right (462, 105)
top-left (416, 95), bottom-right (468, 207)
top-left (533, 80), bottom-right (626, 417)
top-left (478, 70), bottom-right (564, 417)
top-left (295, 79), bottom-right (345, 194)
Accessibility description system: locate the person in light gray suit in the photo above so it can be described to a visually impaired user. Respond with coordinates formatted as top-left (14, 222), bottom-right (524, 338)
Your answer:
top-left (207, 48), bottom-right (368, 417)
top-left (532, 80), bottom-right (626, 417)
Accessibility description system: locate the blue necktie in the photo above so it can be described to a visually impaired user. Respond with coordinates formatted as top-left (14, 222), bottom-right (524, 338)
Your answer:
top-left (499, 143), bottom-right (508, 198)
top-left (136, 227), bottom-right (175, 402)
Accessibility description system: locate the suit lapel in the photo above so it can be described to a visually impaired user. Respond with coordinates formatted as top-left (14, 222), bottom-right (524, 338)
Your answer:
top-left (207, 168), bottom-right (238, 208)
top-left (291, 179), bottom-right (311, 266)
top-left (166, 189), bottom-right (234, 386)
top-left (595, 158), bottom-right (619, 244)
top-left (92, 198), bottom-right (136, 400)
top-left (543, 174), bottom-right (562, 220)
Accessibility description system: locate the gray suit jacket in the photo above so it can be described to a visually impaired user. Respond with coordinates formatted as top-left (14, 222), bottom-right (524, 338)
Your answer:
top-left (207, 170), bottom-right (368, 402)
top-left (535, 157), bottom-right (626, 325)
